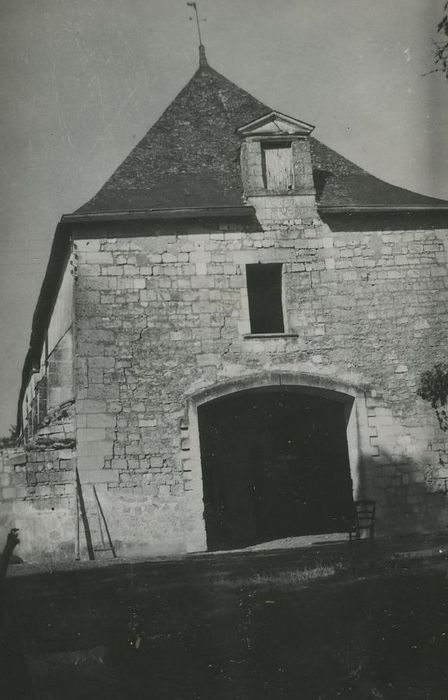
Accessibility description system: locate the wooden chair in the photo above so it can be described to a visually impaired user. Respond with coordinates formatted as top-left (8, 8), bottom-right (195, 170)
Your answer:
top-left (348, 499), bottom-right (376, 546)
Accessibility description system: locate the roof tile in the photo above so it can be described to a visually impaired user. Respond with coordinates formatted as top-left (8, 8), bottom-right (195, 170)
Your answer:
top-left (76, 62), bottom-right (448, 214)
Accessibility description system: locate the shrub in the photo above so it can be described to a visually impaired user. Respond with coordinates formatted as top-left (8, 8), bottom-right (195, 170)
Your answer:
top-left (417, 364), bottom-right (448, 431)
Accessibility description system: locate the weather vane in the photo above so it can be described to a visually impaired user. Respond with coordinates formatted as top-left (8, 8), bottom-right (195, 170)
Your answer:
top-left (187, 2), bottom-right (206, 47)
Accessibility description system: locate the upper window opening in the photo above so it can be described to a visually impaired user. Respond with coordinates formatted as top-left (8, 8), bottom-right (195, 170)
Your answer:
top-left (261, 142), bottom-right (293, 191)
top-left (246, 263), bottom-right (284, 334)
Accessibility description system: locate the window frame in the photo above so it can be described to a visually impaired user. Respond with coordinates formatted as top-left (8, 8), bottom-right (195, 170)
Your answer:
top-left (246, 262), bottom-right (285, 335)
top-left (260, 140), bottom-right (294, 191)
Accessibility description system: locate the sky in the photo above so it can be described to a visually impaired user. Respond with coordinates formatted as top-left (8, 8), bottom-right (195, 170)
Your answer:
top-left (0, 0), bottom-right (448, 435)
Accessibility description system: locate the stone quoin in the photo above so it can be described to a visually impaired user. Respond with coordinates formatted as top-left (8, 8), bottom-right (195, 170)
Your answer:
top-left (4, 46), bottom-right (448, 562)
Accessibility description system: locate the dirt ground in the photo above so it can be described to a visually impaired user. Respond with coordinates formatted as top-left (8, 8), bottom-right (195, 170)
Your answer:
top-left (3, 536), bottom-right (448, 699)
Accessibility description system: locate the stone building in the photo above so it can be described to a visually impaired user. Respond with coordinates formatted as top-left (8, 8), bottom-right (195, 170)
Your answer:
top-left (3, 47), bottom-right (448, 561)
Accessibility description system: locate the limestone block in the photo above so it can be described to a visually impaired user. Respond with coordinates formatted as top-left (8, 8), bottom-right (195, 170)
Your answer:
top-left (77, 428), bottom-right (107, 443)
top-left (190, 276), bottom-right (215, 289)
top-left (77, 441), bottom-right (113, 457)
top-left (79, 252), bottom-right (113, 265)
top-left (161, 253), bottom-right (178, 263)
top-left (139, 418), bottom-right (157, 427)
top-left (86, 414), bottom-right (116, 428)
top-left (101, 266), bottom-right (124, 276)
top-left (75, 239), bottom-right (101, 252)
top-left (77, 399), bottom-right (108, 414)
top-left (9, 452), bottom-right (27, 466)
top-left (59, 458), bottom-right (75, 470)
top-left (150, 457), bottom-right (163, 468)
top-left (82, 264), bottom-right (101, 276)
top-left (35, 485), bottom-right (52, 498)
top-left (109, 459), bottom-right (127, 470)
top-left (82, 468), bottom-right (120, 484)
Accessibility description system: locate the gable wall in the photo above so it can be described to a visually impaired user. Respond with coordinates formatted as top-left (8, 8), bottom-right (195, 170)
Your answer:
top-left (70, 215), bottom-right (448, 557)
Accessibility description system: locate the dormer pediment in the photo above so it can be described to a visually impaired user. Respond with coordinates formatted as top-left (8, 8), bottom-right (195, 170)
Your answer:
top-left (239, 111), bottom-right (316, 199)
top-left (237, 111), bottom-right (315, 137)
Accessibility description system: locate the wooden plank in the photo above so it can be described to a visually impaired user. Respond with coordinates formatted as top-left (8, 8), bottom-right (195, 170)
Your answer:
top-left (262, 143), bottom-right (292, 190)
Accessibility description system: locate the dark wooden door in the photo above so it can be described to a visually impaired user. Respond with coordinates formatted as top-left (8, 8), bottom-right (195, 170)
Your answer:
top-left (198, 389), bottom-right (353, 551)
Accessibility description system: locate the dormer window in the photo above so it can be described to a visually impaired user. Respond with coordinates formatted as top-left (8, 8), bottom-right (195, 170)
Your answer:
top-left (237, 111), bottom-right (315, 198)
top-left (261, 141), bottom-right (293, 190)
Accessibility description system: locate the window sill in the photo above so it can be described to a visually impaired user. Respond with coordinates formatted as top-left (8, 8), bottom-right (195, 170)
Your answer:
top-left (243, 333), bottom-right (298, 339)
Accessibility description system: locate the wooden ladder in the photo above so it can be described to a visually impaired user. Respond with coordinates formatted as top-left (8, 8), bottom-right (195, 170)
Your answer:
top-left (75, 468), bottom-right (116, 560)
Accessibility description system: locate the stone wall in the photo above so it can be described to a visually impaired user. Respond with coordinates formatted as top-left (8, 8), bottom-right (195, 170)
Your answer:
top-left (71, 213), bottom-right (448, 556)
top-left (0, 407), bottom-right (76, 562)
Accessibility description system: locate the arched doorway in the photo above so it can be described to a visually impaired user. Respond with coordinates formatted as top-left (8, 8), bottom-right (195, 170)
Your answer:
top-left (198, 387), bottom-right (354, 551)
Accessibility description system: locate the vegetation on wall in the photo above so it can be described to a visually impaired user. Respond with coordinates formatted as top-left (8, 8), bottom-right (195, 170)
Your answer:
top-left (435, 1), bottom-right (448, 78)
top-left (417, 364), bottom-right (448, 431)
top-left (0, 425), bottom-right (18, 448)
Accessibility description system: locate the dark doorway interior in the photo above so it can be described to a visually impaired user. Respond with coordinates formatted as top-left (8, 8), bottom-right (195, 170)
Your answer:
top-left (198, 388), bottom-right (354, 551)
top-left (246, 263), bottom-right (284, 334)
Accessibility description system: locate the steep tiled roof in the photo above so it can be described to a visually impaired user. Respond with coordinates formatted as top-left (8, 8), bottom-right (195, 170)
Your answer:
top-left (309, 139), bottom-right (448, 211)
top-left (75, 57), bottom-right (448, 215)
top-left (76, 61), bottom-right (269, 213)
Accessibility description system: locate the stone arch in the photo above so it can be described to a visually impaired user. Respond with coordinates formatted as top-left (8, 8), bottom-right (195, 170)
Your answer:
top-left (185, 372), bottom-right (371, 552)
top-left (188, 371), bottom-right (363, 408)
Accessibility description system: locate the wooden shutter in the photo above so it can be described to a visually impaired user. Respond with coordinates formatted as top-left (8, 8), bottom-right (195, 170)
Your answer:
top-left (262, 142), bottom-right (292, 190)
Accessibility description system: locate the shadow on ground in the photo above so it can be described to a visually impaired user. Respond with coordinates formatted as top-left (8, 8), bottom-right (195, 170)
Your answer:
top-left (4, 537), bottom-right (448, 699)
